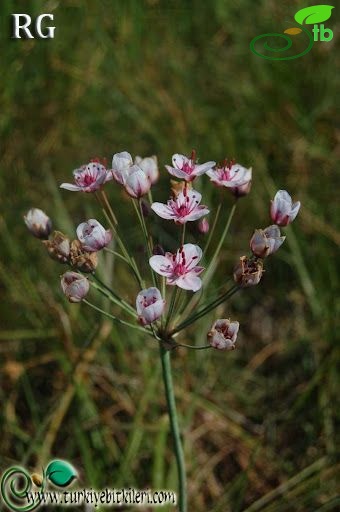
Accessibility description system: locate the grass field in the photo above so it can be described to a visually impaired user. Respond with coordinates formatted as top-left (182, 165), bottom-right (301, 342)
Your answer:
top-left (1, 1), bottom-right (339, 510)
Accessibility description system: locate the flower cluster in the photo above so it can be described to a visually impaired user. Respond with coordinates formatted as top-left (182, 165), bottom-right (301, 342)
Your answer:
top-left (233, 189), bottom-right (300, 290)
top-left (25, 213), bottom-right (112, 301)
top-left (24, 146), bottom-right (302, 512)
top-left (25, 149), bottom-right (300, 352)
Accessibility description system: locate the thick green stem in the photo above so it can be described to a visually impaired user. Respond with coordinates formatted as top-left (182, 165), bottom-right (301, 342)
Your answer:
top-left (159, 346), bottom-right (187, 512)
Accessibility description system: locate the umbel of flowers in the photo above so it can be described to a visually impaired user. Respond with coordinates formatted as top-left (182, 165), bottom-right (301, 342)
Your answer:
top-left (25, 150), bottom-right (300, 512)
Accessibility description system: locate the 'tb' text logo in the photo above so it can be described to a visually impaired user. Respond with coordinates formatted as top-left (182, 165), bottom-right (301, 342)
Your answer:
top-left (250, 5), bottom-right (334, 60)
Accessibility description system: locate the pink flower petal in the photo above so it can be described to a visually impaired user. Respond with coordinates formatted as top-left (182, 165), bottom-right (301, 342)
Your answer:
top-left (151, 202), bottom-right (176, 220)
top-left (149, 255), bottom-right (173, 276)
top-left (175, 273), bottom-right (202, 291)
top-left (195, 161), bottom-right (216, 174)
top-left (172, 154), bottom-right (188, 169)
top-left (184, 207), bottom-right (209, 222)
top-left (165, 165), bottom-right (191, 180)
top-left (182, 243), bottom-right (203, 269)
top-left (60, 183), bottom-right (83, 191)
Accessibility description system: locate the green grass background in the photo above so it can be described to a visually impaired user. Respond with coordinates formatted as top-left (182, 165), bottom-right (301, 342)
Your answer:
top-left (0, 0), bottom-right (339, 510)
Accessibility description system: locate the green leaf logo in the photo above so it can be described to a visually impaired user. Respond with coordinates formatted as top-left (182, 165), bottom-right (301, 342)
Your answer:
top-left (45, 460), bottom-right (77, 488)
top-left (294, 5), bottom-right (334, 25)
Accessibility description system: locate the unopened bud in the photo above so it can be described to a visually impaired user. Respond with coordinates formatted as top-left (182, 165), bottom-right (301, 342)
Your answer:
top-left (152, 244), bottom-right (165, 256)
top-left (136, 287), bottom-right (165, 325)
top-left (231, 180), bottom-right (252, 198)
top-left (70, 240), bottom-right (98, 273)
top-left (125, 167), bottom-right (151, 198)
top-left (271, 190), bottom-right (301, 227)
top-left (61, 271), bottom-right (89, 303)
top-left (76, 219), bottom-right (112, 252)
top-left (43, 231), bottom-right (70, 263)
top-left (198, 218), bottom-right (209, 234)
top-left (207, 319), bottom-right (239, 350)
top-left (250, 225), bottom-right (285, 258)
top-left (233, 256), bottom-right (263, 287)
top-left (135, 155), bottom-right (159, 184)
top-left (24, 208), bottom-right (52, 239)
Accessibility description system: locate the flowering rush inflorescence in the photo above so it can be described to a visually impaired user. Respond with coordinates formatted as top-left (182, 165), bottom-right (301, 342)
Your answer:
top-left (25, 149), bottom-right (300, 512)
top-left (25, 150), bottom-right (300, 351)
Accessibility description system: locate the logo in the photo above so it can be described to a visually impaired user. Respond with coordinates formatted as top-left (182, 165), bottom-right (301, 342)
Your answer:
top-left (1, 459), bottom-right (77, 510)
top-left (250, 4), bottom-right (334, 60)
top-left (11, 14), bottom-right (55, 39)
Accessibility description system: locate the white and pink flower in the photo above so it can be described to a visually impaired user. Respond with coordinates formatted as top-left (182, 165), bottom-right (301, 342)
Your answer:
top-left (207, 319), bottom-right (239, 350)
top-left (231, 179), bottom-right (252, 198)
top-left (250, 225), bottom-right (285, 258)
top-left (111, 151), bottom-right (134, 185)
top-left (206, 161), bottom-right (252, 190)
top-left (125, 167), bottom-right (151, 198)
top-left (61, 271), bottom-right (89, 303)
top-left (136, 287), bottom-right (165, 325)
top-left (165, 151), bottom-right (215, 182)
top-left (149, 243), bottom-right (204, 292)
top-left (135, 155), bottom-right (159, 184)
top-left (270, 190), bottom-right (301, 227)
top-left (198, 218), bottom-right (209, 234)
top-left (60, 162), bottom-right (112, 193)
top-left (76, 219), bottom-right (112, 252)
top-left (151, 188), bottom-right (209, 224)
top-left (111, 151), bottom-right (153, 198)
top-left (24, 208), bottom-right (52, 239)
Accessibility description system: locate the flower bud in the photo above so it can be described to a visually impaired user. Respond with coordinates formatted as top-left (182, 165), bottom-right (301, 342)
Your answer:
top-left (233, 256), bottom-right (263, 287)
top-left (125, 167), bottom-right (151, 199)
top-left (70, 240), bottom-right (98, 273)
top-left (61, 271), bottom-right (89, 303)
top-left (24, 208), bottom-right (52, 239)
top-left (270, 190), bottom-right (301, 227)
top-left (135, 155), bottom-right (159, 184)
top-left (136, 287), bottom-right (165, 325)
top-left (198, 218), bottom-right (209, 234)
top-left (250, 225), bottom-right (285, 258)
top-left (152, 244), bottom-right (165, 256)
top-left (207, 319), bottom-right (239, 350)
top-left (43, 231), bottom-right (70, 263)
top-left (111, 151), bottom-right (133, 185)
top-left (112, 151), bottom-right (133, 174)
top-left (231, 180), bottom-right (252, 198)
top-left (76, 219), bottom-right (112, 252)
